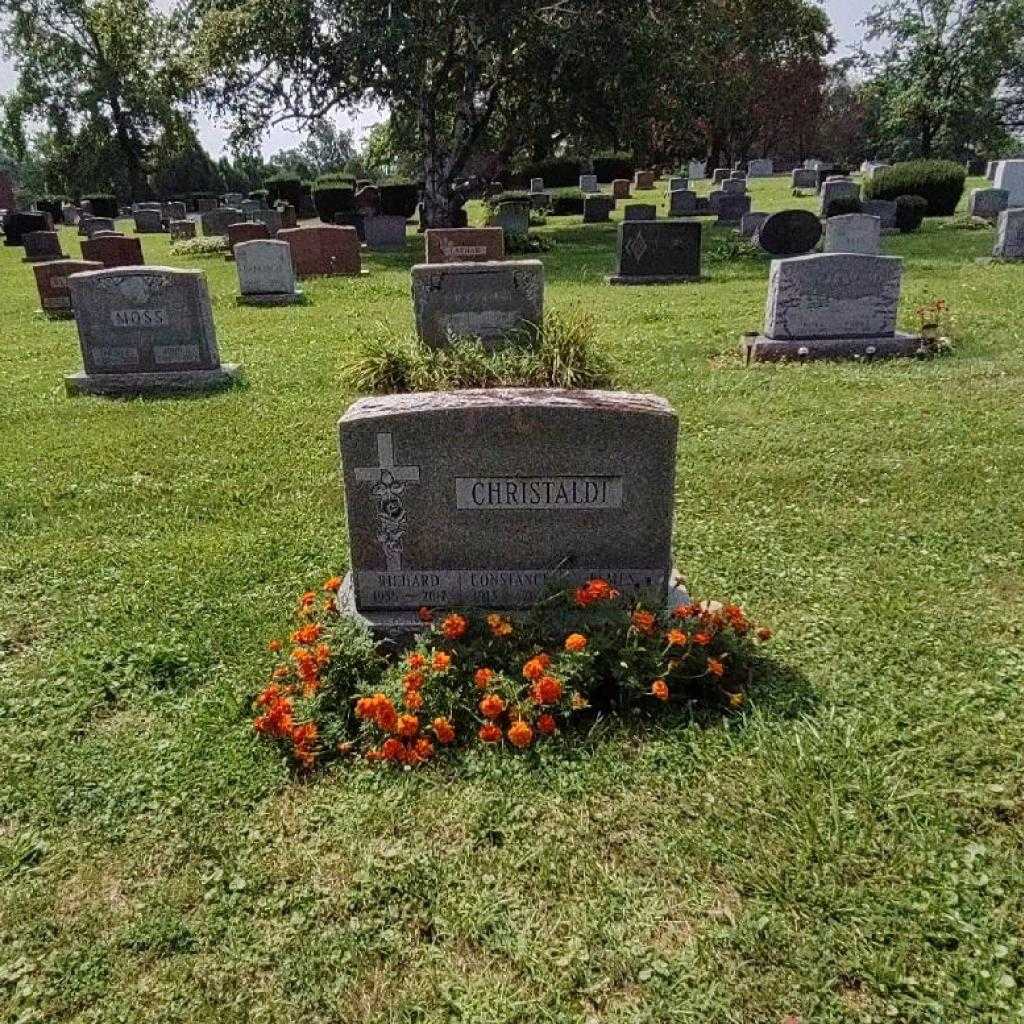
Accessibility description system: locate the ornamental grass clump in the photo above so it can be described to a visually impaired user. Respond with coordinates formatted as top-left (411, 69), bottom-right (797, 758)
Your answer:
top-left (252, 576), bottom-right (772, 772)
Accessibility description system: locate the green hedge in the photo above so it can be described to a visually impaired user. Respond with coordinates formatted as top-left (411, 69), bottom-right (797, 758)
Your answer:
top-left (518, 158), bottom-right (581, 189)
top-left (267, 176), bottom-right (303, 209)
top-left (378, 181), bottom-right (419, 218)
top-left (313, 177), bottom-right (356, 223)
top-left (547, 187), bottom-right (585, 216)
top-left (895, 195), bottom-right (928, 233)
top-left (592, 151), bottom-right (635, 183)
top-left (863, 160), bottom-right (966, 217)
top-left (83, 193), bottom-right (118, 218)
top-left (35, 196), bottom-right (67, 221)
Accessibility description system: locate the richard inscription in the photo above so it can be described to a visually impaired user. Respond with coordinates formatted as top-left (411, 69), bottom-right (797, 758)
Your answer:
top-left (455, 477), bottom-right (623, 511)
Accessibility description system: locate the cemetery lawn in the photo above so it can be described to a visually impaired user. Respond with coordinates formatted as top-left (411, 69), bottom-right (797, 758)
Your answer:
top-left (3, 177), bottom-right (1024, 1023)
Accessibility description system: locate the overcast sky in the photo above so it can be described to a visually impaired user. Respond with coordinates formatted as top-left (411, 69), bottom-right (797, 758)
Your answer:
top-left (0, 0), bottom-right (875, 159)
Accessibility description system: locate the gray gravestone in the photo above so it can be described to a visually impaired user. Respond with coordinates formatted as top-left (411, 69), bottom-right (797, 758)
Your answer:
top-left (668, 177), bottom-right (688, 192)
top-left (235, 239), bottom-right (303, 305)
top-left (134, 209), bottom-right (163, 233)
top-left (985, 161), bottom-right (995, 181)
top-left (757, 210), bottom-right (823, 256)
top-left (748, 158), bottom-right (773, 177)
top-left (745, 253), bottom-right (921, 362)
top-left (860, 199), bottom-right (897, 231)
top-left (792, 168), bottom-right (818, 189)
top-left (169, 220), bottom-right (196, 242)
top-left (969, 188), bottom-right (1009, 223)
top-left (688, 160), bottom-right (706, 180)
top-left (364, 214), bottom-right (408, 250)
top-left (993, 161), bottom-right (1024, 205)
top-left (411, 260), bottom-right (544, 349)
top-left (250, 208), bottom-right (283, 235)
top-left (821, 179), bottom-right (860, 215)
top-left (579, 174), bottom-right (599, 194)
top-left (22, 230), bottom-right (65, 263)
top-left (530, 178), bottom-right (545, 193)
top-left (165, 201), bottom-right (187, 222)
top-left (740, 212), bottom-right (769, 238)
top-left (64, 266), bottom-right (241, 395)
top-left (607, 220), bottom-right (701, 284)
top-left (489, 201), bottom-right (530, 236)
top-left (717, 193), bottom-right (751, 225)
top-left (337, 389), bottom-right (685, 640)
top-left (223, 193), bottom-right (244, 208)
top-left (201, 207), bottom-right (243, 237)
top-left (624, 204), bottom-right (657, 221)
top-left (583, 195), bottom-right (614, 223)
top-left (241, 200), bottom-right (263, 220)
top-left (85, 217), bottom-right (116, 237)
top-left (723, 178), bottom-right (747, 194)
top-left (824, 214), bottom-right (881, 255)
top-left (994, 208), bottom-right (1024, 259)
top-left (668, 189), bottom-right (696, 216)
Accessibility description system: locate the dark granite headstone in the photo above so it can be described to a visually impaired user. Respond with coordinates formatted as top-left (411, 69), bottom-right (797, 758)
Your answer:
top-left (607, 221), bottom-right (701, 284)
top-left (756, 210), bottom-right (823, 257)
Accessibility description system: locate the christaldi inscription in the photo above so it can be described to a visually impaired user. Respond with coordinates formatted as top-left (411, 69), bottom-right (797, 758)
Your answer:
top-left (455, 477), bottom-right (623, 511)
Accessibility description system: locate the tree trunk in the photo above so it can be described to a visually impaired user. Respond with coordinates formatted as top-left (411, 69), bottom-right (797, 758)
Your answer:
top-left (420, 150), bottom-right (463, 228)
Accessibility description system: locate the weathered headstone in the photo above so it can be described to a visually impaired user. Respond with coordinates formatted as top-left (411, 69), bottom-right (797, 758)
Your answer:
top-left (740, 212), bottom-right (769, 238)
top-left (64, 266), bottom-right (241, 396)
top-left (235, 239), bottom-right (304, 305)
top-left (579, 174), bottom-right (599, 194)
top-left (583, 195), bottom-right (614, 223)
top-left (364, 214), bottom-right (408, 250)
top-left (488, 201), bottom-right (530, 236)
top-left (194, 197), bottom-right (217, 213)
top-left (668, 177), bottom-right (688, 192)
top-left (355, 187), bottom-right (380, 215)
top-left (530, 178), bottom-right (545, 194)
top-left (337, 389), bottom-right (684, 639)
top-left (712, 168), bottom-right (730, 185)
top-left (22, 230), bottom-right (65, 263)
top-left (624, 204), bottom-right (657, 221)
top-left (824, 214), bottom-right (881, 255)
top-left (81, 234), bottom-right (145, 269)
top-left (668, 189), bottom-right (696, 216)
top-left (425, 228), bottom-right (505, 264)
top-left (84, 217), bottom-right (116, 238)
top-left (278, 204), bottom-right (298, 229)
top-left (240, 200), bottom-right (263, 220)
top-left (169, 220), bottom-right (197, 242)
top-left (607, 220), bottom-right (701, 285)
top-left (201, 207), bottom-right (243, 237)
top-left (223, 193), bottom-right (244, 208)
top-left (993, 162), bottom-right (1024, 205)
top-left (994, 208), bottom-right (1024, 260)
top-left (747, 158), bottom-right (773, 178)
top-left (864, 163), bottom-right (891, 181)
top-left (687, 160), bottom-right (706, 181)
top-left (32, 259), bottom-right (103, 318)
top-left (134, 209), bottom-right (163, 233)
top-left (411, 260), bottom-right (543, 349)
top-left (722, 178), bottom-right (747, 195)
top-left (612, 179), bottom-right (631, 199)
top-left (3, 211), bottom-right (48, 245)
top-left (717, 193), bottom-right (751, 226)
top-left (278, 225), bottom-right (364, 278)
top-left (165, 201), bottom-right (187, 222)
top-left (860, 199), bottom-right (897, 231)
top-left (969, 188), bottom-right (1009, 223)
top-left (821, 179), bottom-right (860, 216)
top-left (792, 168), bottom-right (817, 189)
top-left (250, 208), bottom-right (283, 235)
top-left (745, 253), bottom-right (921, 362)
top-left (225, 220), bottom-right (270, 259)
top-left (756, 210), bottom-right (823, 256)
top-left (634, 170), bottom-right (656, 190)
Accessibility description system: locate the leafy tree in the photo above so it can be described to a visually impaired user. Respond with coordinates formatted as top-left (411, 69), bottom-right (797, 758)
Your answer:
top-left (860, 0), bottom-right (1024, 159)
top-left (149, 126), bottom-right (226, 196)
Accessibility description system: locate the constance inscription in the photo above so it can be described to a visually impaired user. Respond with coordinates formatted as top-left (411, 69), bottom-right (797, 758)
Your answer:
top-left (455, 477), bottom-right (623, 511)
top-left (111, 308), bottom-right (169, 328)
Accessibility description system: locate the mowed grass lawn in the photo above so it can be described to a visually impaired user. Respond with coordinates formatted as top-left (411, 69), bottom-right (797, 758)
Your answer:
top-left (2, 176), bottom-right (1023, 1023)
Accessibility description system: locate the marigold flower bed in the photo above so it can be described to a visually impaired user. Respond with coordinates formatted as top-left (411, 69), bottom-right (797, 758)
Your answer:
top-left (253, 576), bottom-right (772, 772)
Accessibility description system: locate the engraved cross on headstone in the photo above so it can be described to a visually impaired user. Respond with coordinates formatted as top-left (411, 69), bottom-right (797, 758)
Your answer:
top-left (354, 433), bottom-right (421, 571)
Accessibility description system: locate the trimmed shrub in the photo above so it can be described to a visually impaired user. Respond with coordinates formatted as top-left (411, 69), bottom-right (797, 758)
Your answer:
top-left (84, 193), bottom-right (118, 218)
top-left (313, 176), bottom-right (356, 223)
top-left (35, 196), bottom-right (67, 221)
top-left (895, 194), bottom-right (928, 233)
top-left (547, 187), bottom-right (585, 216)
top-left (378, 180), bottom-right (419, 218)
top-left (267, 176), bottom-right (303, 209)
top-left (592, 151), bottom-right (635, 183)
top-left (863, 160), bottom-right (966, 216)
top-left (824, 195), bottom-right (862, 218)
top-left (518, 158), bottom-right (582, 189)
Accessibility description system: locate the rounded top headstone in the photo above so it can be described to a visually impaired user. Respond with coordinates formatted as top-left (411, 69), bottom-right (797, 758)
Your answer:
top-left (756, 209), bottom-right (823, 257)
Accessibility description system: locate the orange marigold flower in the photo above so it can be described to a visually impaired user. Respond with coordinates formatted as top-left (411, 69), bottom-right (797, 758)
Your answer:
top-left (631, 610), bottom-right (657, 635)
top-left (299, 591), bottom-right (317, 610)
top-left (479, 693), bottom-right (506, 719)
top-left (417, 607), bottom-right (434, 623)
top-left (314, 643), bottom-right (331, 666)
top-left (272, 665), bottom-right (289, 680)
top-left (756, 627), bottom-right (773, 641)
top-left (707, 657), bottom-right (725, 677)
top-left (404, 691), bottom-right (424, 711)
top-left (412, 737), bottom-right (435, 762)
top-left (291, 623), bottom-right (322, 646)
top-left (323, 576), bottom-right (343, 592)
top-left (432, 650), bottom-right (452, 672)
top-left (374, 698), bottom-right (398, 733)
top-left (532, 675), bottom-right (563, 705)
top-left (474, 667), bottom-right (496, 689)
top-left (396, 714), bottom-right (420, 739)
top-left (268, 639), bottom-right (282, 653)
top-left (575, 578), bottom-right (620, 607)
top-left (486, 613), bottom-right (513, 637)
top-left (441, 613), bottom-right (468, 640)
top-left (407, 652), bottom-right (426, 670)
top-left (666, 629), bottom-right (688, 647)
top-left (651, 679), bottom-right (669, 701)
top-left (536, 713), bottom-right (558, 736)
top-left (291, 721), bottom-right (318, 747)
top-left (256, 684), bottom-right (283, 707)
top-left (508, 720), bottom-right (534, 749)
top-left (693, 632), bottom-right (712, 646)
top-left (522, 656), bottom-right (547, 682)
top-left (355, 696), bottom-right (375, 719)
top-left (432, 717), bottom-right (456, 745)
top-left (403, 670), bottom-right (425, 692)
top-left (381, 737), bottom-right (404, 762)
top-left (564, 633), bottom-right (588, 653)
top-left (478, 722), bottom-right (502, 744)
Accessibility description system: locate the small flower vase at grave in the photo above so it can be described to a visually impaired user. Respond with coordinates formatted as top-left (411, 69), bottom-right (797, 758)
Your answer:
top-left (740, 331), bottom-right (758, 365)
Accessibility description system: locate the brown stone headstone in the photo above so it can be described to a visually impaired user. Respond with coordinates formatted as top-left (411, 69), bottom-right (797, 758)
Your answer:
top-left (424, 228), bottom-right (505, 264)
top-left (33, 259), bottom-right (103, 318)
top-left (225, 221), bottom-right (270, 259)
top-left (81, 234), bottom-right (145, 269)
top-left (277, 225), bottom-right (363, 278)
top-left (634, 170), bottom-right (656, 190)
top-left (612, 179), bottom-right (631, 199)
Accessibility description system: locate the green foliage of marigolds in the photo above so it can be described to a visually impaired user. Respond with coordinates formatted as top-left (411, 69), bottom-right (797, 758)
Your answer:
top-left (547, 187), bottom-right (585, 216)
top-left (341, 310), bottom-right (614, 394)
top-left (168, 235), bottom-right (230, 257)
top-left (864, 159), bottom-right (967, 216)
top-left (895, 194), bottom-right (928, 233)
